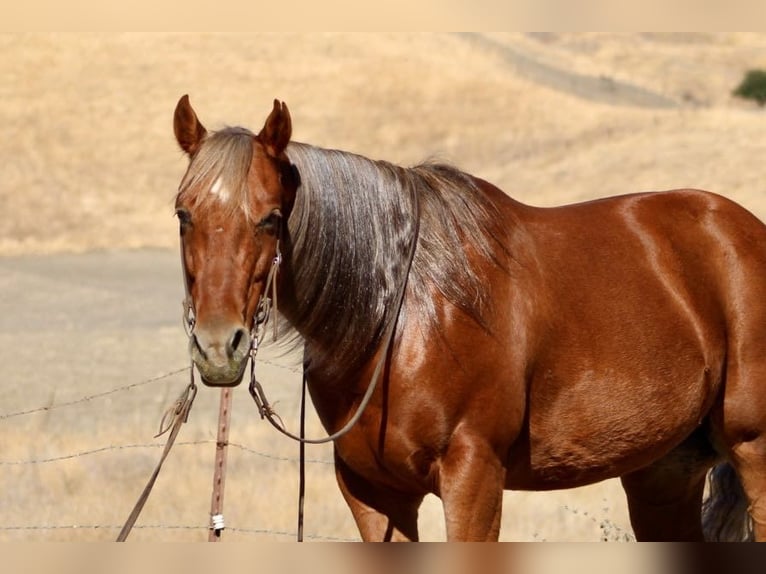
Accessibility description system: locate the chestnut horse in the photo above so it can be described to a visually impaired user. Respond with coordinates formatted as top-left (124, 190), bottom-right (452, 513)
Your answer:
top-left (172, 94), bottom-right (766, 541)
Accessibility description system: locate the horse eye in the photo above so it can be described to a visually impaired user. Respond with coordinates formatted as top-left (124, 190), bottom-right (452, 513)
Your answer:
top-left (175, 209), bottom-right (192, 227)
top-left (259, 210), bottom-right (283, 232)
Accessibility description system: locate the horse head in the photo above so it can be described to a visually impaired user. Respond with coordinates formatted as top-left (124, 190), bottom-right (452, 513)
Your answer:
top-left (173, 95), bottom-right (298, 386)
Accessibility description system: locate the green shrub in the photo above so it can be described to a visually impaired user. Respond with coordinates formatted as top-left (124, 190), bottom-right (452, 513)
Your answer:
top-left (733, 69), bottom-right (766, 106)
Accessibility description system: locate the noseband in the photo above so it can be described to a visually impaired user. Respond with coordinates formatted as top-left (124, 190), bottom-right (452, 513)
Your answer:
top-left (180, 237), bottom-right (282, 347)
top-left (250, 239), bottom-right (283, 346)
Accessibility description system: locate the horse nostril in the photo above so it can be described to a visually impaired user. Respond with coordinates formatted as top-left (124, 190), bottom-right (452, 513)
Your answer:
top-left (191, 334), bottom-right (207, 360)
top-left (226, 328), bottom-right (249, 358)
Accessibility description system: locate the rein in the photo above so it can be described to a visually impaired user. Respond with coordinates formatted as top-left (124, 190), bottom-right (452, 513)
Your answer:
top-left (116, 368), bottom-right (197, 541)
top-left (116, 238), bottom-right (200, 542)
top-left (248, 188), bottom-right (420, 445)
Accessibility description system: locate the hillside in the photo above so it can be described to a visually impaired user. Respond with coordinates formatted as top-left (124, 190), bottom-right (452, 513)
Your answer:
top-left (3, 33), bottom-right (766, 255)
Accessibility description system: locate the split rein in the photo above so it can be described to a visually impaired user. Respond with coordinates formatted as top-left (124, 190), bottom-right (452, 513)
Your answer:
top-left (248, 243), bottom-right (404, 446)
top-left (117, 193), bottom-right (420, 541)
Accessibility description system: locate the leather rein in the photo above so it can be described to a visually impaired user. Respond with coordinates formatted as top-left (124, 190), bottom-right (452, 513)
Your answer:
top-left (248, 187), bottom-right (420, 444)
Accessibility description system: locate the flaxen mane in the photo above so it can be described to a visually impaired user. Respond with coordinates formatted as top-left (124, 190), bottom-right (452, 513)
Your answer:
top-left (283, 142), bottom-right (506, 377)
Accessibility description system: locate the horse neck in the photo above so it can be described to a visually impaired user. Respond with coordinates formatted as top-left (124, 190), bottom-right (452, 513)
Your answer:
top-left (279, 142), bottom-right (514, 381)
top-left (280, 142), bottom-right (417, 379)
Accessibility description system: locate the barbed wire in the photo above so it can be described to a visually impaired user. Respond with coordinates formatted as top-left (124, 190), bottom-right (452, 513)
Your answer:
top-left (0, 358), bottom-right (344, 541)
top-left (0, 524), bottom-right (356, 541)
top-left (0, 355), bottom-right (320, 472)
top-left (229, 441), bottom-right (332, 465)
top-left (0, 356), bottom-right (634, 541)
top-left (0, 440), bottom-right (333, 466)
top-left (0, 366), bottom-right (190, 421)
top-left (0, 357), bottom-right (301, 422)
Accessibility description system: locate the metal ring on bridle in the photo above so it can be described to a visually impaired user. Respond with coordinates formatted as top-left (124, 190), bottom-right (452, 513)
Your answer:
top-left (183, 301), bottom-right (196, 337)
top-left (249, 242), bottom-right (282, 349)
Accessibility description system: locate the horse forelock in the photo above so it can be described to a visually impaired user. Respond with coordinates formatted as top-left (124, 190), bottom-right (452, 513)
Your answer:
top-left (280, 142), bottom-right (503, 378)
top-left (176, 127), bottom-right (256, 221)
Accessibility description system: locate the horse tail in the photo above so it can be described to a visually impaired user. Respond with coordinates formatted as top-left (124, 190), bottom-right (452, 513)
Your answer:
top-left (701, 462), bottom-right (754, 541)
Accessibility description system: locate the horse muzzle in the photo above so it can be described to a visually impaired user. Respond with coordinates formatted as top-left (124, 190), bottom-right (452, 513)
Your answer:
top-left (189, 325), bottom-right (251, 387)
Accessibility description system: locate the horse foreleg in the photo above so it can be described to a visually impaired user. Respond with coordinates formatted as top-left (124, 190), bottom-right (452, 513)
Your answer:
top-left (438, 433), bottom-right (506, 541)
top-left (334, 451), bottom-right (423, 541)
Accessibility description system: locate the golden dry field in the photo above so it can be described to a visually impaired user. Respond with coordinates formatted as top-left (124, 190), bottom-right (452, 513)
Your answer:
top-left (2, 33), bottom-right (766, 542)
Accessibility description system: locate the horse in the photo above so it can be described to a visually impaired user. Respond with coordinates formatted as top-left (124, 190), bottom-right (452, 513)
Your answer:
top-left (171, 94), bottom-right (766, 541)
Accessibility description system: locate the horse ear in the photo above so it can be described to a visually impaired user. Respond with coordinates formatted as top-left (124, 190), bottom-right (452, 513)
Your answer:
top-left (258, 99), bottom-right (292, 157)
top-left (173, 94), bottom-right (207, 157)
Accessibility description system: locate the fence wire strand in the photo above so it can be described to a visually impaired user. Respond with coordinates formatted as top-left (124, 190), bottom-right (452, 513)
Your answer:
top-left (0, 524), bottom-right (356, 541)
top-left (0, 366), bottom-right (190, 421)
top-left (1, 358), bottom-right (340, 541)
top-left (0, 440), bottom-right (333, 466)
top-left (0, 357), bottom-right (300, 422)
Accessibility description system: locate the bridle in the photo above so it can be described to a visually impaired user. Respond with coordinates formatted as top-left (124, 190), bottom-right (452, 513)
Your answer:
top-left (180, 227), bottom-right (281, 350)
top-left (178, 204), bottom-right (419, 446)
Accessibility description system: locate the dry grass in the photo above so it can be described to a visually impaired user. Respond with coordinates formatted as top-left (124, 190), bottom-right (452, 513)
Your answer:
top-left (3, 33), bottom-right (766, 541)
top-left (4, 33), bottom-right (766, 255)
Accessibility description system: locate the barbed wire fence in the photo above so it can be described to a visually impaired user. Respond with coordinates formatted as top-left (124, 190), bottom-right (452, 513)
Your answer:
top-left (0, 357), bottom-right (361, 542)
top-left (0, 358), bottom-right (634, 542)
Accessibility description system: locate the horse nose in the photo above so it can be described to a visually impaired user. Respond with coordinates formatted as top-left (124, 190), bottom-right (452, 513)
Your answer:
top-left (226, 327), bottom-right (250, 359)
top-left (189, 324), bottom-right (251, 387)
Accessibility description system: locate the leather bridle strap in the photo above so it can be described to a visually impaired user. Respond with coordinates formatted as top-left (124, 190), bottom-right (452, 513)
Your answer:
top-left (116, 371), bottom-right (197, 541)
top-left (117, 232), bottom-right (200, 542)
top-left (248, 187), bottom-right (420, 445)
top-left (177, 229), bottom-right (196, 338)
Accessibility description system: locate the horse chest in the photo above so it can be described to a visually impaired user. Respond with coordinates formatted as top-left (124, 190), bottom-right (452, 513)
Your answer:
top-left (330, 411), bottom-right (442, 495)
